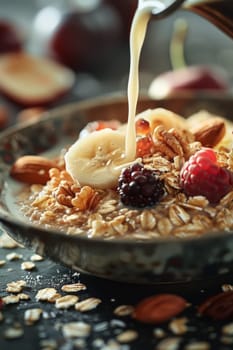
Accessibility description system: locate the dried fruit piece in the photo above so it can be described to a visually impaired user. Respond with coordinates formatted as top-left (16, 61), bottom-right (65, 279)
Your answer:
top-left (198, 291), bottom-right (233, 320)
top-left (136, 118), bottom-right (151, 135)
top-left (136, 135), bottom-right (154, 157)
top-left (133, 294), bottom-right (187, 324)
top-left (10, 155), bottom-right (60, 185)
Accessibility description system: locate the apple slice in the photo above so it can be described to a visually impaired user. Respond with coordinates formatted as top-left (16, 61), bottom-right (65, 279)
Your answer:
top-left (0, 52), bottom-right (75, 106)
top-left (148, 66), bottom-right (229, 99)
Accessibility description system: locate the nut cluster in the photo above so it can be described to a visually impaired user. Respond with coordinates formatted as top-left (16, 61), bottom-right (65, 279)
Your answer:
top-left (152, 125), bottom-right (198, 160)
top-left (50, 168), bottom-right (100, 211)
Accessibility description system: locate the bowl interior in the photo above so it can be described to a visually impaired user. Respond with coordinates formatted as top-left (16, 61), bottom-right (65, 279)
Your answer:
top-left (0, 92), bottom-right (232, 283)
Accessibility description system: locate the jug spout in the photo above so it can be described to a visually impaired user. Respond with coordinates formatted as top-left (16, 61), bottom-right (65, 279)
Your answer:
top-left (147, 0), bottom-right (233, 38)
top-left (183, 0), bottom-right (233, 38)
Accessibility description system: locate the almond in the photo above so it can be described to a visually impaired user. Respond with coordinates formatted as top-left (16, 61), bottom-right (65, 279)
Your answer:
top-left (198, 291), bottom-right (233, 320)
top-left (10, 155), bottom-right (59, 185)
top-left (132, 294), bottom-right (188, 324)
top-left (190, 117), bottom-right (226, 147)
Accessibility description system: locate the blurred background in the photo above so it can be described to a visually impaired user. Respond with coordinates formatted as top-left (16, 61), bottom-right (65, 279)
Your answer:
top-left (0, 0), bottom-right (232, 126)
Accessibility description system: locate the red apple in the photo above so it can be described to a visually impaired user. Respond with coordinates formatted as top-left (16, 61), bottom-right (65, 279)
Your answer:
top-left (0, 20), bottom-right (24, 53)
top-left (0, 52), bottom-right (75, 107)
top-left (43, 2), bottom-right (124, 72)
top-left (31, 1), bottom-right (124, 72)
top-left (105, 0), bottom-right (137, 39)
top-left (149, 66), bottom-right (229, 98)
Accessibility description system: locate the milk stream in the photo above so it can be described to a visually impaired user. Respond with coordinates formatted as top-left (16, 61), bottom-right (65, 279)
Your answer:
top-left (65, 1), bottom-right (164, 188)
top-left (125, 1), bottom-right (164, 160)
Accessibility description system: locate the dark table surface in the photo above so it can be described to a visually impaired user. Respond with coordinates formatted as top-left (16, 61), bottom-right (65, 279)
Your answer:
top-left (2, 230), bottom-right (233, 350)
top-left (1, 1), bottom-right (233, 349)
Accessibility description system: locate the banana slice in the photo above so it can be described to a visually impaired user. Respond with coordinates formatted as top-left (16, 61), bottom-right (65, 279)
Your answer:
top-left (65, 128), bottom-right (135, 189)
top-left (135, 108), bottom-right (187, 131)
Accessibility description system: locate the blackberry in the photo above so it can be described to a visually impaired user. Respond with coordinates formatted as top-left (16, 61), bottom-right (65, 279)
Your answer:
top-left (118, 163), bottom-right (165, 208)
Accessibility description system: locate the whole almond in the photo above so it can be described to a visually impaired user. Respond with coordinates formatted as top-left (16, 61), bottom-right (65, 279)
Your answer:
top-left (190, 117), bottom-right (226, 147)
top-left (132, 294), bottom-right (187, 324)
top-left (198, 291), bottom-right (233, 320)
top-left (10, 155), bottom-right (59, 185)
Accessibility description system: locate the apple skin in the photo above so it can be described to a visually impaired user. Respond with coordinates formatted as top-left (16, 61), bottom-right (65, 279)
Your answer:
top-left (149, 66), bottom-right (229, 98)
top-left (105, 0), bottom-right (137, 39)
top-left (0, 20), bottom-right (24, 53)
top-left (48, 2), bottom-right (124, 72)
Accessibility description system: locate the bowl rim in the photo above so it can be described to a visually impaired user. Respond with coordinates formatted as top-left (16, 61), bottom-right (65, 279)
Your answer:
top-left (0, 92), bottom-right (233, 247)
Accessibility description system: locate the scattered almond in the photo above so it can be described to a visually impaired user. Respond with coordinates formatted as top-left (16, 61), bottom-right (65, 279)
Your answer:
top-left (198, 291), bottom-right (233, 320)
top-left (10, 155), bottom-right (60, 185)
top-left (133, 294), bottom-right (187, 324)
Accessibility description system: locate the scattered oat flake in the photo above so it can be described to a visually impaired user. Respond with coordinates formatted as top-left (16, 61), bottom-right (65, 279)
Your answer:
top-left (0, 259), bottom-right (6, 267)
top-left (116, 330), bottom-right (138, 343)
top-left (222, 322), bottom-right (233, 335)
top-left (93, 321), bottom-right (109, 332)
top-left (4, 324), bottom-right (24, 339)
top-left (73, 338), bottom-right (87, 348)
top-left (48, 292), bottom-right (62, 303)
top-left (2, 294), bottom-right (20, 304)
top-left (35, 288), bottom-right (58, 301)
top-left (55, 295), bottom-right (79, 309)
top-left (100, 339), bottom-right (122, 350)
top-left (110, 319), bottom-right (126, 329)
top-left (39, 339), bottom-right (58, 350)
top-left (74, 297), bottom-right (101, 312)
top-left (221, 336), bottom-right (233, 345)
top-left (169, 317), bottom-right (188, 335)
top-left (222, 284), bottom-right (233, 292)
top-left (113, 304), bottom-right (134, 316)
top-left (6, 252), bottom-right (23, 261)
top-left (62, 321), bottom-right (91, 338)
top-left (153, 328), bottom-right (166, 338)
top-left (18, 293), bottom-right (30, 300)
top-left (6, 280), bottom-right (26, 293)
top-left (21, 261), bottom-right (35, 270)
top-left (184, 341), bottom-right (210, 350)
top-left (0, 232), bottom-right (20, 248)
top-left (156, 337), bottom-right (181, 350)
top-left (30, 254), bottom-right (44, 262)
top-left (24, 308), bottom-right (43, 325)
top-left (61, 282), bottom-right (87, 293)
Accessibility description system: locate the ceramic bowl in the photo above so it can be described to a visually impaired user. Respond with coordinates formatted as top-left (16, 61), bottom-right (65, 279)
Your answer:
top-left (0, 93), bottom-right (233, 284)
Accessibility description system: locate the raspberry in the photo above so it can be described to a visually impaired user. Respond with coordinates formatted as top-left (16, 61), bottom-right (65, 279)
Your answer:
top-left (118, 163), bottom-right (165, 208)
top-left (180, 148), bottom-right (233, 203)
